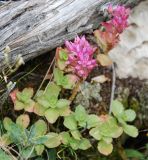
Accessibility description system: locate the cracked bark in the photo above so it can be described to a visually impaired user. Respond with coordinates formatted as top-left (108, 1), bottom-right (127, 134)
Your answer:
top-left (0, 0), bottom-right (140, 71)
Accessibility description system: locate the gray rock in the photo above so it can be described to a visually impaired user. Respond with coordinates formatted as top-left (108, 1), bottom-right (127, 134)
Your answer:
top-left (109, 1), bottom-right (148, 79)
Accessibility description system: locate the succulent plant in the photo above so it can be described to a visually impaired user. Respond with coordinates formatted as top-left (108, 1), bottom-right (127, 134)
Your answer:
top-left (10, 88), bottom-right (35, 112)
top-left (53, 68), bottom-right (78, 89)
top-left (89, 114), bottom-right (123, 155)
top-left (55, 47), bottom-right (69, 70)
top-left (1, 116), bottom-right (55, 159)
top-left (36, 82), bottom-right (71, 123)
top-left (111, 100), bottom-right (138, 138)
top-left (65, 36), bottom-right (97, 78)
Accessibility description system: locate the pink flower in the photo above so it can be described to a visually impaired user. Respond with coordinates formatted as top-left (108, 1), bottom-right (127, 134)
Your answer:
top-left (102, 5), bottom-right (130, 33)
top-left (65, 36), bottom-right (97, 78)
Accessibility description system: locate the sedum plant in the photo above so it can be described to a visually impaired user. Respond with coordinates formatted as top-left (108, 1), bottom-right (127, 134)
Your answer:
top-left (111, 100), bottom-right (138, 138)
top-left (53, 68), bottom-right (78, 89)
top-left (36, 82), bottom-right (71, 123)
top-left (94, 5), bottom-right (130, 66)
top-left (1, 116), bottom-right (48, 159)
top-left (89, 114), bottom-right (123, 155)
top-left (10, 83), bottom-right (72, 124)
top-left (65, 36), bottom-right (97, 79)
top-left (5, 4), bottom-right (139, 159)
top-left (55, 47), bottom-right (69, 71)
top-left (8, 94), bottom-right (139, 157)
top-left (10, 88), bottom-right (35, 112)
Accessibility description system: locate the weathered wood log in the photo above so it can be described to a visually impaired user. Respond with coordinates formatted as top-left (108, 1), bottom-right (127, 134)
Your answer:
top-left (0, 0), bottom-right (140, 70)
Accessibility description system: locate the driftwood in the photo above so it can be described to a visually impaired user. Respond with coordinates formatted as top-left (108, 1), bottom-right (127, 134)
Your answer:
top-left (0, 0), bottom-right (140, 70)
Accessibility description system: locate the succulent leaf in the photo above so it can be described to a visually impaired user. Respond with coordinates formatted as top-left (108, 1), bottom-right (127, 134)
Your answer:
top-left (74, 105), bottom-right (87, 123)
top-left (3, 117), bottom-right (13, 131)
top-left (111, 100), bottom-right (124, 117)
top-left (79, 138), bottom-right (91, 150)
top-left (45, 108), bottom-right (59, 124)
top-left (16, 114), bottom-right (30, 128)
top-left (86, 114), bottom-right (100, 129)
top-left (122, 109), bottom-right (136, 122)
top-left (64, 115), bottom-right (77, 130)
top-left (97, 140), bottom-right (113, 155)
top-left (35, 145), bottom-right (45, 156)
top-left (123, 124), bottom-right (138, 138)
top-left (44, 132), bottom-right (61, 148)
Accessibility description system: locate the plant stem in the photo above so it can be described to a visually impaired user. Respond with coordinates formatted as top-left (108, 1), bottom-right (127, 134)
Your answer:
top-left (109, 63), bottom-right (116, 114)
top-left (35, 57), bottom-right (55, 97)
top-left (116, 140), bottom-right (128, 160)
top-left (69, 79), bottom-right (83, 102)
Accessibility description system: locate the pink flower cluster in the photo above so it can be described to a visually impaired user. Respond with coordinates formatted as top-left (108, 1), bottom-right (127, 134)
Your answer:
top-left (102, 5), bottom-right (130, 34)
top-left (65, 36), bottom-right (97, 78)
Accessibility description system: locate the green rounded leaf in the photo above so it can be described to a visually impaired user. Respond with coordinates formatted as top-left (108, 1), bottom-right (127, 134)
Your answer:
top-left (89, 127), bottom-right (102, 140)
top-left (71, 130), bottom-right (81, 140)
top-left (14, 100), bottom-right (25, 110)
top-left (34, 120), bottom-right (47, 136)
top-left (35, 145), bottom-right (45, 156)
top-left (123, 124), bottom-right (138, 138)
top-left (44, 95), bottom-right (57, 108)
top-left (102, 137), bottom-right (113, 144)
top-left (58, 106), bottom-right (71, 116)
top-left (17, 88), bottom-right (33, 103)
top-left (111, 100), bottom-right (124, 117)
top-left (37, 96), bottom-right (50, 108)
top-left (111, 126), bottom-right (123, 138)
top-left (16, 114), bottom-right (30, 128)
top-left (62, 75), bottom-right (77, 89)
top-left (3, 117), bottom-right (13, 131)
top-left (24, 99), bottom-right (35, 112)
top-left (64, 115), bottom-right (77, 130)
top-left (60, 132), bottom-right (71, 145)
top-left (44, 132), bottom-right (61, 148)
top-left (69, 138), bottom-right (80, 150)
top-left (33, 103), bottom-right (47, 116)
top-left (79, 138), bottom-right (91, 150)
top-left (0, 133), bottom-right (12, 145)
top-left (45, 108), bottom-right (59, 124)
top-left (22, 88), bottom-right (34, 98)
top-left (74, 105), bottom-right (87, 123)
top-left (8, 123), bottom-right (27, 144)
top-left (87, 115), bottom-right (99, 129)
top-left (97, 141), bottom-right (113, 155)
top-left (122, 109), bottom-right (136, 122)
top-left (56, 99), bottom-right (70, 108)
top-left (45, 82), bottom-right (61, 98)
top-left (59, 50), bottom-right (68, 61)
top-left (99, 116), bottom-right (123, 138)
top-left (53, 68), bottom-right (64, 86)
top-left (61, 76), bottom-right (68, 87)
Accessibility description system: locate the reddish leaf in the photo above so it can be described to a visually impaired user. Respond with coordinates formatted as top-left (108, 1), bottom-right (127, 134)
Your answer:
top-left (9, 89), bottom-right (19, 103)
